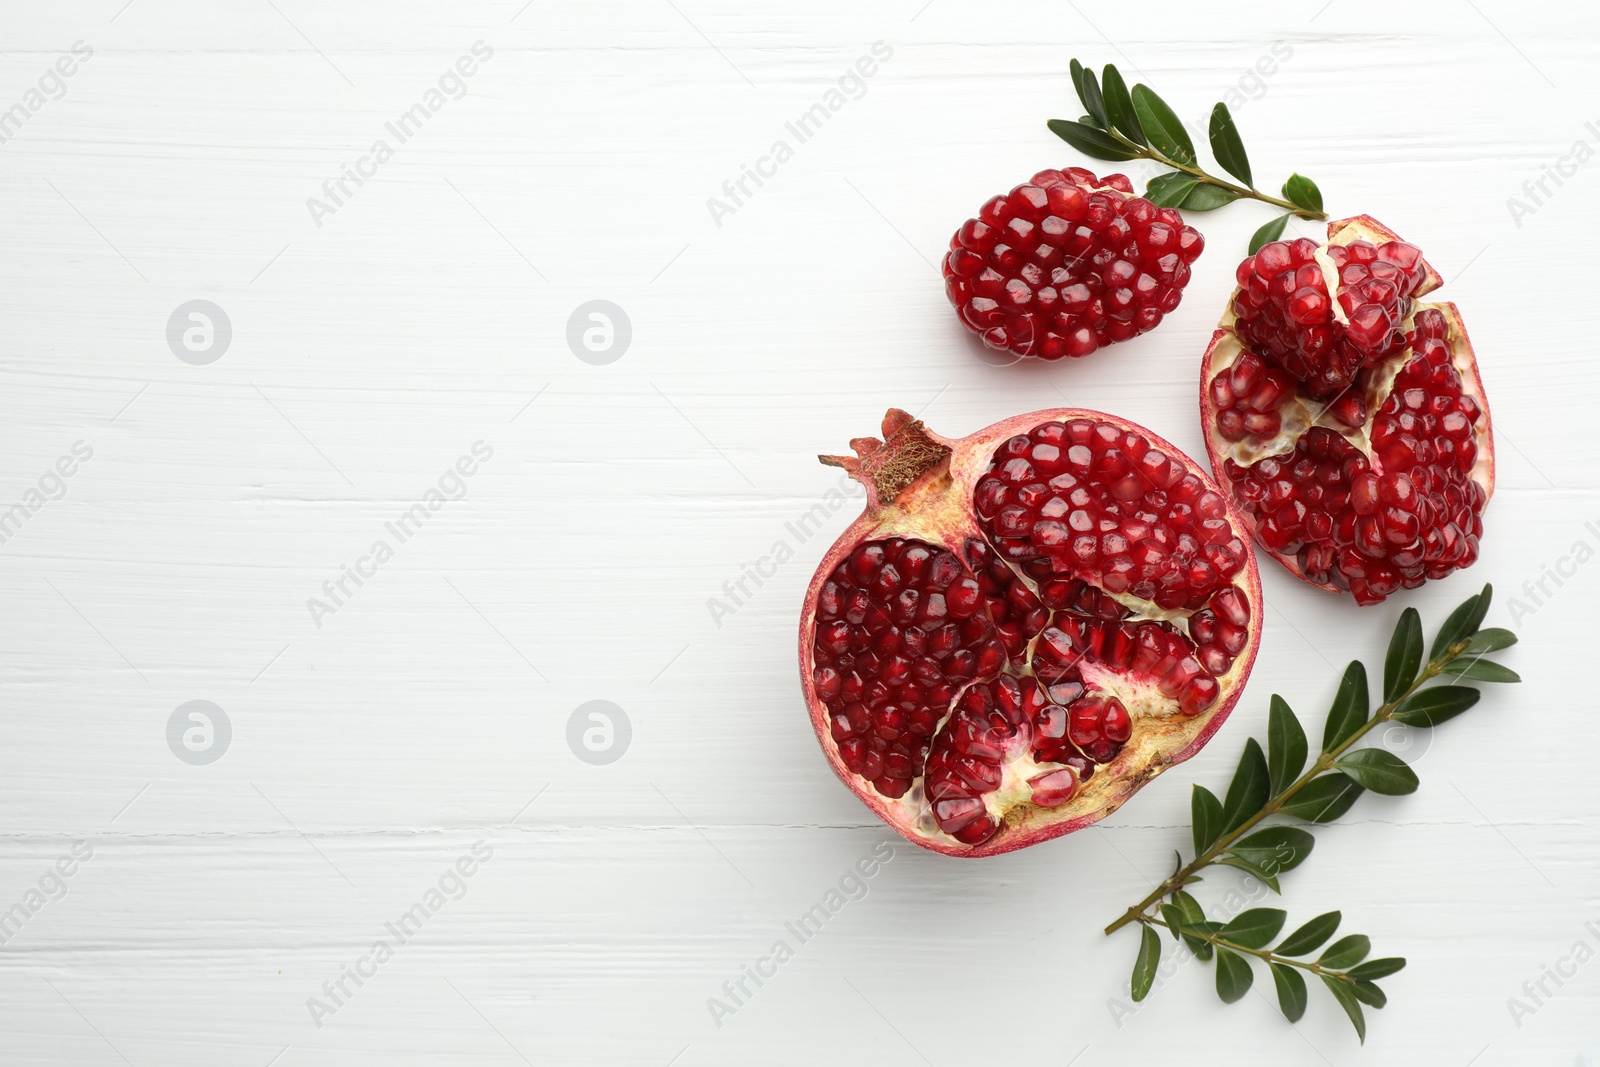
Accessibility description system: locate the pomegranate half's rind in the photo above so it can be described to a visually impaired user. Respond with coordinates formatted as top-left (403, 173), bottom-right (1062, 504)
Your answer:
top-left (799, 409), bottom-right (1263, 858)
top-left (1200, 216), bottom-right (1495, 603)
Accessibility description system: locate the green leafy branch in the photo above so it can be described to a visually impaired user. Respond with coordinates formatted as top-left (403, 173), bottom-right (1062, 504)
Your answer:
top-left (1051, 60), bottom-right (1328, 252)
top-left (1110, 584), bottom-right (1519, 1041)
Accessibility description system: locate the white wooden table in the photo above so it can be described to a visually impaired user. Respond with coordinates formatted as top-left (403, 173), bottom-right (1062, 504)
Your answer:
top-left (0, 1), bottom-right (1595, 1063)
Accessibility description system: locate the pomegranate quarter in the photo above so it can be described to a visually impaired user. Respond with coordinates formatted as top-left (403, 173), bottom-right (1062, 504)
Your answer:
top-left (799, 409), bottom-right (1263, 856)
top-left (1201, 216), bottom-right (1495, 604)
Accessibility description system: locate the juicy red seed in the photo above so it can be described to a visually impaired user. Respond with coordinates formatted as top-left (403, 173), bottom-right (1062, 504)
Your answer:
top-left (944, 169), bottom-right (1205, 360)
top-left (1066, 696), bottom-right (1131, 763)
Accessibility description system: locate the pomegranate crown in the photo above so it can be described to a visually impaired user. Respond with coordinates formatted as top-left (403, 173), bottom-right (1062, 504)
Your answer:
top-left (818, 408), bottom-right (951, 506)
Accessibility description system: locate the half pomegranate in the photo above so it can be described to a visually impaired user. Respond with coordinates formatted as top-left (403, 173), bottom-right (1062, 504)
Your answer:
top-left (1200, 216), bottom-right (1495, 604)
top-left (799, 409), bottom-right (1263, 857)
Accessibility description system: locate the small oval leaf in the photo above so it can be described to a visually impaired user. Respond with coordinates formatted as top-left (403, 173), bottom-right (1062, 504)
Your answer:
top-left (1222, 737), bottom-right (1270, 834)
top-left (1323, 975), bottom-right (1367, 1043)
top-left (1431, 589), bottom-right (1484, 662)
top-left (1207, 102), bottom-right (1252, 186)
top-left (1267, 694), bottom-right (1308, 796)
top-left (1439, 658), bottom-right (1521, 683)
top-left (1249, 214), bottom-right (1291, 255)
top-left (1384, 607), bottom-right (1424, 703)
top-left (1282, 173), bottom-right (1323, 215)
top-left (1271, 962), bottom-right (1308, 1022)
top-left (1323, 661), bottom-right (1370, 753)
top-left (1215, 949), bottom-right (1254, 1003)
top-left (1159, 903), bottom-right (1186, 941)
top-left (1278, 772), bottom-right (1365, 823)
top-left (1180, 183), bottom-right (1242, 211)
top-left (1221, 908), bottom-right (1287, 949)
top-left (1230, 826), bottom-right (1315, 876)
top-left (1100, 64), bottom-right (1144, 145)
top-left (1047, 118), bottom-right (1142, 161)
top-left (1132, 924), bottom-right (1161, 1001)
top-left (1079, 67), bottom-right (1108, 128)
top-left (1216, 854), bottom-right (1280, 894)
top-left (1276, 910), bottom-right (1342, 957)
top-left (1334, 748), bottom-right (1420, 795)
top-left (1146, 171), bottom-right (1201, 208)
top-left (1351, 979), bottom-right (1387, 1009)
top-left (1131, 83), bottom-right (1196, 165)
top-left (1391, 685), bottom-right (1480, 727)
top-left (1347, 957), bottom-right (1406, 981)
top-left (1319, 934), bottom-right (1372, 969)
top-left (1463, 627), bottom-right (1517, 655)
top-left (1192, 784), bottom-right (1224, 856)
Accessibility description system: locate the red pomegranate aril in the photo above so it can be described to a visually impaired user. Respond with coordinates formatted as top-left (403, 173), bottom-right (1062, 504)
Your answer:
top-left (802, 409), bottom-right (1262, 856)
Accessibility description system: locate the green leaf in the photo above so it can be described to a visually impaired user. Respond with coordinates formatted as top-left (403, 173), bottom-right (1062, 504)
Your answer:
top-left (1100, 65), bottom-right (1143, 145)
top-left (1278, 772), bottom-right (1365, 823)
top-left (1383, 607), bottom-right (1424, 703)
top-left (1221, 908), bottom-right (1287, 949)
top-left (1282, 173), bottom-right (1323, 215)
top-left (1271, 962), bottom-right (1308, 1022)
top-left (1079, 67), bottom-right (1108, 128)
top-left (1182, 918), bottom-right (1222, 962)
top-left (1069, 58), bottom-right (1087, 110)
top-left (1146, 171), bottom-right (1201, 208)
top-left (1132, 924), bottom-right (1161, 1001)
top-left (1216, 854), bottom-right (1280, 893)
top-left (1440, 658), bottom-right (1521, 683)
top-left (1207, 102), bottom-right (1251, 186)
top-left (1276, 911), bottom-right (1342, 957)
top-left (1222, 738), bottom-right (1270, 833)
top-left (1351, 979), bottom-right (1387, 1009)
top-left (1131, 83), bottom-right (1196, 165)
top-left (1191, 784), bottom-right (1224, 856)
top-left (1334, 748), bottom-right (1420, 795)
top-left (1462, 627), bottom-right (1517, 655)
top-left (1159, 903), bottom-right (1186, 941)
top-left (1392, 685), bottom-right (1480, 727)
top-left (1431, 589), bottom-right (1485, 662)
top-left (1319, 934), bottom-right (1372, 969)
top-left (1180, 183), bottom-right (1242, 211)
top-left (1173, 890), bottom-right (1206, 925)
top-left (1248, 214), bottom-right (1291, 255)
top-left (1215, 949), bottom-right (1253, 1003)
top-left (1464, 583), bottom-right (1493, 633)
top-left (1230, 826), bottom-right (1314, 876)
top-left (1323, 661), bottom-right (1370, 753)
top-left (1267, 695), bottom-right (1308, 796)
top-left (1323, 975), bottom-right (1367, 1043)
top-left (1348, 957), bottom-right (1406, 981)
top-left (1047, 119), bottom-right (1142, 162)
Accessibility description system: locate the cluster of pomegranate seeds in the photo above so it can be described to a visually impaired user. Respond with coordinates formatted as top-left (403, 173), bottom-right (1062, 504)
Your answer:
top-left (1208, 349), bottom-right (1297, 442)
top-left (943, 168), bottom-right (1204, 360)
top-left (1231, 237), bottom-right (1427, 404)
top-left (1223, 310), bottom-right (1485, 604)
top-left (974, 419), bottom-right (1251, 611)
top-left (812, 537), bottom-right (1006, 800)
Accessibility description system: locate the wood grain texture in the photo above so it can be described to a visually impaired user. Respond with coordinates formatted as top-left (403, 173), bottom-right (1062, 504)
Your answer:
top-left (0, 0), bottom-right (1596, 1062)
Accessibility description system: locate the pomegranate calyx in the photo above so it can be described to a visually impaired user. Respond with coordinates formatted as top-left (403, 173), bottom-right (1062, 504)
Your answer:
top-left (818, 408), bottom-right (953, 507)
